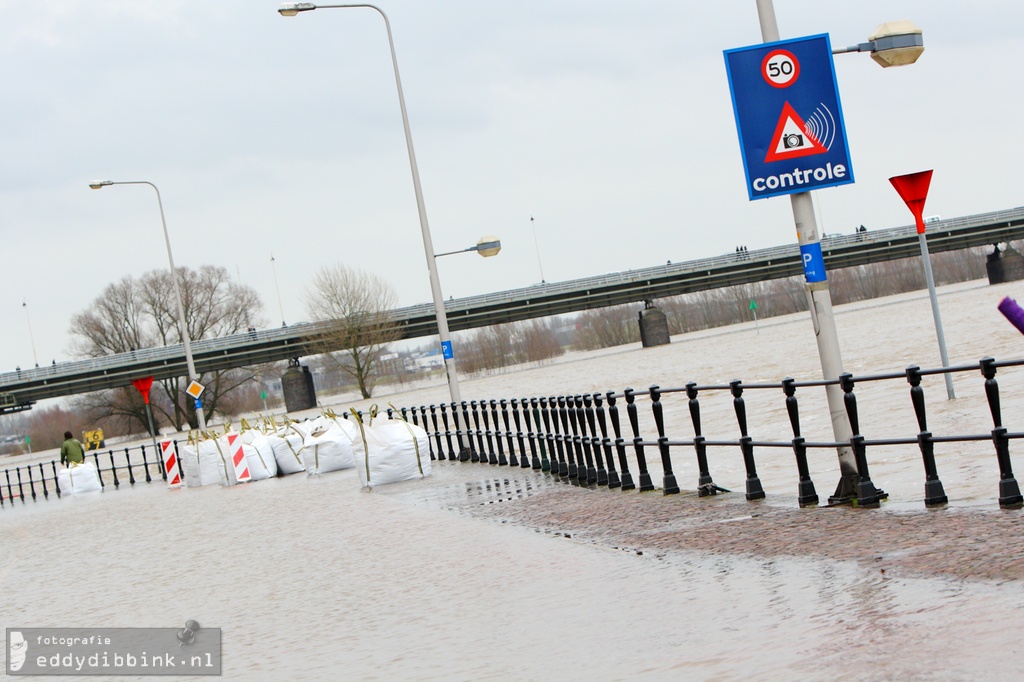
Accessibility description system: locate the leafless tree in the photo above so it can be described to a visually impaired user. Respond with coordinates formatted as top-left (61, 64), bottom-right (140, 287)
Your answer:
top-left (303, 264), bottom-right (401, 399)
top-left (69, 265), bottom-right (266, 432)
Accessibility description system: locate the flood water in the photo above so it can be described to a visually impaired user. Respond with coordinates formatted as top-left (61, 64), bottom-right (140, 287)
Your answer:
top-left (4, 279), bottom-right (1024, 680)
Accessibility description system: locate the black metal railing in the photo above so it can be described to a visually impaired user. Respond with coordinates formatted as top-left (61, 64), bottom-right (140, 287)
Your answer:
top-left (4, 356), bottom-right (1023, 511)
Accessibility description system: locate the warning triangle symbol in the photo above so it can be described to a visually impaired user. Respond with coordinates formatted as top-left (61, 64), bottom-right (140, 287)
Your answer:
top-left (764, 102), bottom-right (827, 162)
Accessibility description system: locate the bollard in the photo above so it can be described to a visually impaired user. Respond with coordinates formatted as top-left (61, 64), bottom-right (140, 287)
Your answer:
top-left (624, 388), bottom-right (655, 491)
top-left (530, 398), bottom-right (547, 470)
top-left (686, 382), bottom-right (721, 496)
top-left (649, 385), bottom-right (680, 495)
top-left (584, 395), bottom-right (608, 485)
top-left (906, 366), bottom-right (948, 507)
top-left (488, 400), bottom-right (507, 466)
top-left (594, 393), bottom-right (621, 488)
top-left (980, 357), bottom-right (1024, 508)
top-left (782, 378), bottom-right (818, 507)
top-left (730, 380), bottom-right (765, 501)
top-left (607, 392), bottom-right (636, 490)
top-left (839, 373), bottom-right (881, 508)
top-left (460, 401), bottom-right (476, 462)
top-left (109, 450), bottom-right (120, 488)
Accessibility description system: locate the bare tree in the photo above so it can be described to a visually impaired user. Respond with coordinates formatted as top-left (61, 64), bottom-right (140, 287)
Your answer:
top-left (303, 265), bottom-right (401, 399)
top-left (69, 265), bottom-right (266, 431)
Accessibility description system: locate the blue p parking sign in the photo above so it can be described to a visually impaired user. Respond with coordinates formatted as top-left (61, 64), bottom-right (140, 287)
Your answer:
top-left (724, 34), bottom-right (854, 200)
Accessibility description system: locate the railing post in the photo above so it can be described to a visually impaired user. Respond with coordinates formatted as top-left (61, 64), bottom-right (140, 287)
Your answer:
top-left (5, 468), bottom-right (17, 502)
top-left (16, 467), bottom-right (25, 501)
top-left (730, 380), bottom-right (764, 500)
top-left (530, 398), bottom-right (547, 470)
top-left (439, 404), bottom-right (455, 460)
top-left (649, 385), bottom-right (680, 495)
top-left (125, 448), bottom-right (136, 485)
top-left (906, 365), bottom-right (948, 507)
top-left (686, 382), bottom-right (719, 496)
top-left (575, 395), bottom-right (597, 484)
top-left (428, 406), bottom-right (444, 461)
top-left (557, 397), bottom-right (579, 480)
top-left (839, 373), bottom-right (881, 508)
top-left (544, 397), bottom-right (566, 477)
top-left (782, 378), bottom-right (818, 507)
top-left (584, 395), bottom-right (608, 485)
top-left (568, 396), bottom-right (592, 484)
top-left (51, 461), bottom-right (62, 497)
top-left (607, 392), bottom-right (635, 490)
top-left (141, 444), bottom-right (153, 483)
top-left (490, 400), bottom-right (507, 466)
top-left (594, 393), bottom-right (620, 488)
top-left (460, 401), bottom-right (476, 462)
top-left (532, 398), bottom-right (550, 472)
top-left (500, 399), bottom-right (518, 467)
top-left (26, 465), bottom-right (37, 500)
top-left (980, 357), bottom-right (1023, 509)
top-left (625, 388), bottom-right (654, 491)
top-left (511, 399), bottom-right (527, 468)
top-left (479, 401), bottom-right (498, 464)
top-left (470, 401), bottom-right (488, 463)
top-left (38, 463), bottom-right (49, 499)
top-left (109, 450), bottom-right (120, 488)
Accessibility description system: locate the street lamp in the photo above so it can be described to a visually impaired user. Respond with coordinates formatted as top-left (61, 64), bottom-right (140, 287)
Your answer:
top-left (435, 236), bottom-right (502, 259)
top-left (753, 0), bottom-right (924, 504)
top-left (22, 300), bottom-right (38, 368)
top-left (277, 2), bottom-right (471, 456)
top-left (832, 21), bottom-right (924, 67)
top-left (88, 179), bottom-right (208, 431)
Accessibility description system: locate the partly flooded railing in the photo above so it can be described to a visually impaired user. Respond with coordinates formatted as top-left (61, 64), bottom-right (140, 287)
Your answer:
top-left (4, 355), bottom-right (1023, 510)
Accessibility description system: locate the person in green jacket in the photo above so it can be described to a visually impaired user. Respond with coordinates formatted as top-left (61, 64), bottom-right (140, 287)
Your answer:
top-left (60, 431), bottom-right (85, 466)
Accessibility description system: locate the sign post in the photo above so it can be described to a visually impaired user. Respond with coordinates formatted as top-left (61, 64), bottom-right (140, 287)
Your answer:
top-left (726, 11), bottom-right (865, 504)
top-left (890, 170), bottom-right (955, 398)
top-left (131, 376), bottom-right (162, 465)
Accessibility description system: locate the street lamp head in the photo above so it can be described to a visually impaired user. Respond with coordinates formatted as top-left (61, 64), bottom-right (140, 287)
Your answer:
top-left (475, 236), bottom-right (502, 258)
top-left (867, 21), bottom-right (924, 67)
top-left (88, 180), bottom-right (113, 190)
top-left (278, 2), bottom-right (316, 16)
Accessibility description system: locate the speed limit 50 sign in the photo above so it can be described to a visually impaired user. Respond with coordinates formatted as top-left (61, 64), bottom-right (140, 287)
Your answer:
top-left (724, 34), bottom-right (854, 200)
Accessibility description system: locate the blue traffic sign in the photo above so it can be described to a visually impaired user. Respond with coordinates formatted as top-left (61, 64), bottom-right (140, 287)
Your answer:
top-left (441, 340), bottom-right (454, 360)
top-left (724, 34), bottom-right (854, 200)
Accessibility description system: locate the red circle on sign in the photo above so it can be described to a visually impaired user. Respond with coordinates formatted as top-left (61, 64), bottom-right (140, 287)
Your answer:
top-left (761, 49), bottom-right (799, 88)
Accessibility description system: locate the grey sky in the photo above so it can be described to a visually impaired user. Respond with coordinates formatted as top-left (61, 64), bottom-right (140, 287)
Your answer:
top-left (2, 1), bottom-right (1021, 371)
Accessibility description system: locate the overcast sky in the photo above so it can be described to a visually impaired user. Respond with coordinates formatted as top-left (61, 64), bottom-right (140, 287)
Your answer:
top-left (2, 1), bottom-right (1022, 372)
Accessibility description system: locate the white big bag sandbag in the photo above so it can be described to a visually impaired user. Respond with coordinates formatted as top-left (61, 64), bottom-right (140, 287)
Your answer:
top-left (242, 432), bottom-right (278, 480)
top-left (268, 429), bottom-right (306, 475)
top-left (57, 462), bottom-right (103, 495)
top-left (353, 415), bottom-right (431, 488)
top-left (179, 438), bottom-right (229, 487)
top-left (303, 423), bottom-right (356, 475)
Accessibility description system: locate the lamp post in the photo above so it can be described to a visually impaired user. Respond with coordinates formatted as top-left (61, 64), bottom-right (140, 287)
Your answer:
top-left (22, 301), bottom-right (38, 368)
top-left (271, 253), bottom-right (286, 327)
top-left (434, 236), bottom-right (502, 259)
top-left (753, 0), bottom-right (924, 503)
top-left (278, 2), bottom-right (470, 456)
top-left (89, 180), bottom-right (207, 431)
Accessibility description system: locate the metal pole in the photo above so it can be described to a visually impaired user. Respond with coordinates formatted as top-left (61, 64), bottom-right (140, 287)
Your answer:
top-left (918, 232), bottom-right (955, 398)
top-left (95, 181), bottom-right (207, 431)
top-left (271, 254), bottom-right (286, 326)
top-left (756, 0), bottom-right (858, 500)
top-left (22, 301), bottom-right (38, 367)
top-left (285, 4), bottom-right (470, 456)
top-left (530, 216), bottom-right (546, 283)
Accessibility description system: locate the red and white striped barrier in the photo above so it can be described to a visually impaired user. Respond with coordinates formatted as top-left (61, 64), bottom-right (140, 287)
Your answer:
top-left (162, 440), bottom-right (181, 488)
top-left (226, 433), bottom-right (251, 483)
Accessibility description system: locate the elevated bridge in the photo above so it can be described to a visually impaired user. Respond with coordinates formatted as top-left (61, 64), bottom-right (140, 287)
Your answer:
top-left (2, 206), bottom-right (1022, 412)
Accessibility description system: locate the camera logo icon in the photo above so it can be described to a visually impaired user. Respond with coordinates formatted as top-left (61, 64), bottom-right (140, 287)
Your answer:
top-left (782, 133), bottom-right (804, 149)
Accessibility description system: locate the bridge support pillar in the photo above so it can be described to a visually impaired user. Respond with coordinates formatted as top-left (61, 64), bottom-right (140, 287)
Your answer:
top-left (638, 301), bottom-right (670, 348)
top-left (281, 358), bottom-right (317, 413)
top-left (987, 243), bottom-right (1024, 284)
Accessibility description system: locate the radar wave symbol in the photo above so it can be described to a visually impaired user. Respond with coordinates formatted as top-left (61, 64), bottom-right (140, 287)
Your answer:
top-left (803, 104), bottom-right (837, 150)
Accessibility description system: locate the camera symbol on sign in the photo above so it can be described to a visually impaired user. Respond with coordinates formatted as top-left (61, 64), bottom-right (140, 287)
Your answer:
top-left (783, 133), bottom-right (805, 149)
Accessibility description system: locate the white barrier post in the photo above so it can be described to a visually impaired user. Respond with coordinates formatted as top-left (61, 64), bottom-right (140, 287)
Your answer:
top-left (162, 440), bottom-right (181, 489)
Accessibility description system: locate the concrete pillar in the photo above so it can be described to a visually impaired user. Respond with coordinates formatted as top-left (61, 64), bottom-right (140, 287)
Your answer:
top-left (987, 243), bottom-right (1024, 284)
top-left (281, 358), bottom-right (316, 413)
top-left (638, 301), bottom-right (670, 347)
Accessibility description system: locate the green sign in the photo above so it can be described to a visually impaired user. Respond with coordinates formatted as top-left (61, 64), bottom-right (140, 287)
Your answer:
top-left (749, 300), bottom-right (758, 310)
top-left (260, 391), bottom-right (268, 401)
